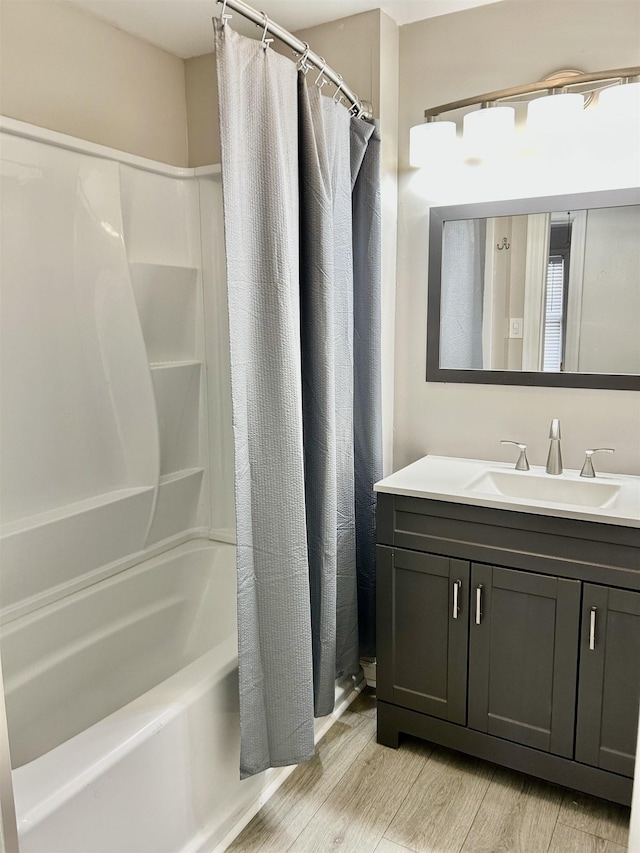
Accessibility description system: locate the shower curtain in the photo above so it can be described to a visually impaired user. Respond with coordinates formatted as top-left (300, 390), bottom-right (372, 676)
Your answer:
top-left (214, 19), bottom-right (381, 778)
top-left (440, 219), bottom-right (486, 369)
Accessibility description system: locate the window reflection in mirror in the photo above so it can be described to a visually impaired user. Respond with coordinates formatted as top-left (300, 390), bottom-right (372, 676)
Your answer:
top-left (543, 217), bottom-right (571, 372)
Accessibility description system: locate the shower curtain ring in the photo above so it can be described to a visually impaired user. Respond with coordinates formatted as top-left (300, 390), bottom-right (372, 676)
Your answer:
top-left (315, 58), bottom-right (328, 88)
top-left (219, 0), bottom-right (232, 25)
top-left (297, 42), bottom-right (311, 74)
top-left (333, 75), bottom-right (345, 103)
top-left (260, 12), bottom-right (274, 49)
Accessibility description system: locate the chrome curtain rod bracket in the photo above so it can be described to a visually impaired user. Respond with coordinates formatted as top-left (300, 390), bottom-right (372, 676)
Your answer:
top-left (215, 0), bottom-right (368, 118)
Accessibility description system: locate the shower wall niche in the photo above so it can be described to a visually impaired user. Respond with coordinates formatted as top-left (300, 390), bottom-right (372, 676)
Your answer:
top-left (0, 129), bottom-right (231, 622)
top-left (121, 166), bottom-right (209, 547)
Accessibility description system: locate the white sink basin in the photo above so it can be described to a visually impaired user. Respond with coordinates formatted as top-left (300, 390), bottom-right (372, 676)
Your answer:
top-left (374, 455), bottom-right (640, 527)
top-left (467, 470), bottom-right (621, 508)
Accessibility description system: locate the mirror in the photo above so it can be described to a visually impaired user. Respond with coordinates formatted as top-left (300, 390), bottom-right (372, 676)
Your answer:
top-left (427, 188), bottom-right (640, 390)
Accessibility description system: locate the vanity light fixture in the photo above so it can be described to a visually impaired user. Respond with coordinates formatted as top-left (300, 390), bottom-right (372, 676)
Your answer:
top-left (409, 66), bottom-right (640, 166)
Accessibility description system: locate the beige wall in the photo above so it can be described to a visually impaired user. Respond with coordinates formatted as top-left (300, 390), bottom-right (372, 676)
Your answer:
top-left (294, 10), bottom-right (381, 116)
top-left (378, 11), bottom-right (399, 474)
top-left (0, 0), bottom-right (188, 166)
top-left (185, 52), bottom-right (219, 168)
top-left (394, 0), bottom-right (640, 475)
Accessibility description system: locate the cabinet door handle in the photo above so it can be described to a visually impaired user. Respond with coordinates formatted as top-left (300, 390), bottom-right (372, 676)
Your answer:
top-left (475, 585), bottom-right (483, 625)
top-left (589, 607), bottom-right (597, 650)
top-left (452, 580), bottom-right (462, 619)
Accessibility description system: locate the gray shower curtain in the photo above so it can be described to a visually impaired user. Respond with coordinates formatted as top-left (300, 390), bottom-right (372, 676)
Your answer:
top-left (440, 219), bottom-right (486, 369)
top-left (215, 19), bottom-right (381, 778)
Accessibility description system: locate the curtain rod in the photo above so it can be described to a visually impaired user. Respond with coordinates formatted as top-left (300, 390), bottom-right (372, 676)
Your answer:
top-left (215, 0), bottom-right (372, 119)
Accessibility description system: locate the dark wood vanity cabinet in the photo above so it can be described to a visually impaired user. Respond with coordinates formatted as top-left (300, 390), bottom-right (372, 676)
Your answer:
top-left (468, 564), bottom-right (581, 758)
top-left (575, 585), bottom-right (640, 778)
top-left (381, 549), bottom-right (470, 724)
top-left (376, 492), bottom-right (640, 806)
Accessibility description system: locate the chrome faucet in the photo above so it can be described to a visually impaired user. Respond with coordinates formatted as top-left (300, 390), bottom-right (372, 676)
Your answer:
top-left (546, 418), bottom-right (563, 475)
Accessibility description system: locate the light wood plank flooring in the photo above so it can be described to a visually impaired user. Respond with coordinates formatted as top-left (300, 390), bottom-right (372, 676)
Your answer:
top-left (228, 689), bottom-right (631, 853)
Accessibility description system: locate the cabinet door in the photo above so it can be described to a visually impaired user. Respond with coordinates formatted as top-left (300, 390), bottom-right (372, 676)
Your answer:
top-left (575, 585), bottom-right (640, 778)
top-left (468, 564), bottom-right (580, 757)
top-left (377, 547), bottom-right (469, 724)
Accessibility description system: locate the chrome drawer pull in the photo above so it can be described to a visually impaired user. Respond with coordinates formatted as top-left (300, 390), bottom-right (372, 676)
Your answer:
top-left (589, 607), bottom-right (597, 650)
top-left (452, 580), bottom-right (461, 619)
top-left (476, 585), bottom-right (483, 625)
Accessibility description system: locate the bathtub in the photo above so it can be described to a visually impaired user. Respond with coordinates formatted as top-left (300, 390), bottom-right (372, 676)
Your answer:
top-left (3, 538), bottom-right (359, 852)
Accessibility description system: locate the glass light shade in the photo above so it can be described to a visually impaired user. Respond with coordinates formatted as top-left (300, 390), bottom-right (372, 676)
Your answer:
top-left (597, 81), bottom-right (640, 124)
top-left (463, 106), bottom-right (515, 161)
top-left (409, 121), bottom-right (457, 167)
top-left (527, 92), bottom-right (584, 136)
top-left (593, 82), bottom-right (640, 180)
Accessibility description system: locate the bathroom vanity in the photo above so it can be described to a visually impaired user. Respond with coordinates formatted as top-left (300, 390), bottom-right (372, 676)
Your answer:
top-left (375, 456), bottom-right (640, 806)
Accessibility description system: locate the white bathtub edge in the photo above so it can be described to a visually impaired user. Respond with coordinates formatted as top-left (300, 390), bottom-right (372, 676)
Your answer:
top-left (208, 674), bottom-right (366, 853)
top-left (13, 636), bottom-right (238, 830)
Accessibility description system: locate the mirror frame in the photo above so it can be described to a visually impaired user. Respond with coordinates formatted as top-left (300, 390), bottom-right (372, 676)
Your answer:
top-left (426, 187), bottom-right (640, 390)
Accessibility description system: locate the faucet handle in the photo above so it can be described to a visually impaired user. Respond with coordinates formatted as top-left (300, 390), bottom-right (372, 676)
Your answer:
top-left (580, 448), bottom-right (615, 478)
top-left (501, 440), bottom-right (530, 471)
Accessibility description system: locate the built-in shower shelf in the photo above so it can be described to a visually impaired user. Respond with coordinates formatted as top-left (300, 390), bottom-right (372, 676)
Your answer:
top-left (147, 468), bottom-right (205, 546)
top-left (159, 468), bottom-right (204, 486)
top-left (149, 360), bottom-right (201, 477)
top-left (130, 263), bottom-right (198, 364)
top-left (1, 487), bottom-right (155, 538)
top-left (129, 262), bottom-right (198, 274)
top-left (0, 487), bottom-right (156, 611)
top-left (149, 360), bottom-right (201, 370)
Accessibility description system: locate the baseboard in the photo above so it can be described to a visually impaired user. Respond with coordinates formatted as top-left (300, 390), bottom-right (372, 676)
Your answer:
top-left (360, 658), bottom-right (376, 688)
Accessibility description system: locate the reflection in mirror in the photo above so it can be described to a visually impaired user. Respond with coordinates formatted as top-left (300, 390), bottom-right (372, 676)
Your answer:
top-left (441, 205), bottom-right (640, 374)
top-left (429, 190), bottom-right (640, 389)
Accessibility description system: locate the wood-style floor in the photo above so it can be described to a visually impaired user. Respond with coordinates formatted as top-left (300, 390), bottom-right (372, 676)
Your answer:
top-left (228, 689), bottom-right (631, 853)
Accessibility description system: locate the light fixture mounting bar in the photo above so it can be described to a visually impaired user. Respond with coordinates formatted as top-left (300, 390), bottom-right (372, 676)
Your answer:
top-left (423, 66), bottom-right (640, 118)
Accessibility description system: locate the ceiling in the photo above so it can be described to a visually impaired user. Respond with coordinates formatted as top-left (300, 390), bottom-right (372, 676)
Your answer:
top-left (62, 0), bottom-right (505, 59)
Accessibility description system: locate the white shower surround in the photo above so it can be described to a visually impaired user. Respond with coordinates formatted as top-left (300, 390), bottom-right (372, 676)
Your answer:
top-left (0, 120), bottom-right (223, 622)
top-left (0, 118), bottom-right (360, 851)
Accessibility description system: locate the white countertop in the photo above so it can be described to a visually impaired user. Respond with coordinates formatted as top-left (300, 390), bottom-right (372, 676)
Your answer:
top-left (374, 455), bottom-right (640, 528)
